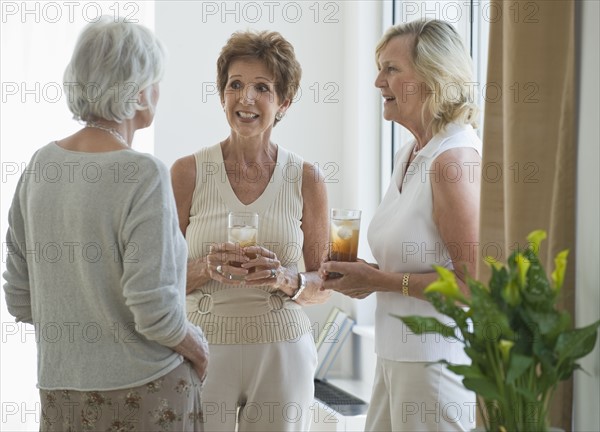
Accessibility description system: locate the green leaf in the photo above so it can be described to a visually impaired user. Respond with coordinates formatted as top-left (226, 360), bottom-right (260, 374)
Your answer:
top-left (426, 292), bottom-right (469, 335)
top-left (469, 283), bottom-right (514, 341)
top-left (488, 264), bottom-right (509, 301)
top-left (502, 279), bottom-right (521, 307)
top-left (545, 311), bottom-right (572, 343)
top-left (506, 353), bottom-right (533, 384)
top-left (464, 346), bottom-right (488, 365)
top-left (513, 386), bottom-right (538, 403)
top-left (555, 319), bottom-right (600, 363)
top-left (392, 315), bottom-right (458, 340)
top-left (538, 362), bottom-right (559, 389)
top-left (532, 338), bottom-right (558, 374)
top-left (447, 363), bottom-right (485, 380)
top-left (556, 359), bottom-right (586, 382)
top-left (521, 308), bottom-right (563, 336)
top-left (462, 377), bottom-right (503, 400)
top-left (520, 255), bottom-right (553, 309)
top-left (512, 323), bottom-right (536, 357)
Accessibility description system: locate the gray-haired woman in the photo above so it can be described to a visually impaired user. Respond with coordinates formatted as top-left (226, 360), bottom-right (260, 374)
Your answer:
top-left (3, 17), bottom-right (208, 431)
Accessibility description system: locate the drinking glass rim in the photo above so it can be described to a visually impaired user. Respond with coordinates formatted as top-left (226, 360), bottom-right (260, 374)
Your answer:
top-left (330, 208), bottom-right (361, 217)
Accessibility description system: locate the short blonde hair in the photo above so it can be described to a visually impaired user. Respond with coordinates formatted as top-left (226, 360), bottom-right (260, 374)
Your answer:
top-left (217, 30), bottom-right (301, 126)
top-left (64, 16), bottom-right (166, 122)
top-left (376, 19), bottom-right (478, 135)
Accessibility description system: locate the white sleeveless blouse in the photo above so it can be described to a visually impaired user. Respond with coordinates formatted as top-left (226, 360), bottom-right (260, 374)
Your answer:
top-left (185, 143), bottom-right (312, 344)
top-left (368, 123), bottom-right (482, 362)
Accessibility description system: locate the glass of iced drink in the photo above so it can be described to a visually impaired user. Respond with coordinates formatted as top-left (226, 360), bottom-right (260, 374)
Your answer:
top-left (328, 208), bottom-right (361, 278)
top-left (227, 212), bottom-right (258, 279)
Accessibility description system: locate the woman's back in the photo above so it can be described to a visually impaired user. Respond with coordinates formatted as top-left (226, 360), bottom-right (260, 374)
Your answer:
top-left (5, 142), bottom-right (188, 390)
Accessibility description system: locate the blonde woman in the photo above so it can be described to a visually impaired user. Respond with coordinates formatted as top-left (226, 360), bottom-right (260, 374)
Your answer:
top-left (321, 19), bottom-right (481, 431)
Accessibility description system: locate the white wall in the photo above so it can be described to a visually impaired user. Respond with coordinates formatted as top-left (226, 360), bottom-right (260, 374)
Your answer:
top-left (574, 1), bottom-right (600, 430)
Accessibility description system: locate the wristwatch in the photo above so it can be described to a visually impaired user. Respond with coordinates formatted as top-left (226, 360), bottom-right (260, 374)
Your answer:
top-left (291, 272), bottom-right (307, 301)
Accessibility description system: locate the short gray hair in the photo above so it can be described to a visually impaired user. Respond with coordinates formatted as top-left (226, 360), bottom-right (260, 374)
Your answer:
top-left (64, 16), bottom-right (166, 123)
top-left (376, 19), bottom-right (478, 135)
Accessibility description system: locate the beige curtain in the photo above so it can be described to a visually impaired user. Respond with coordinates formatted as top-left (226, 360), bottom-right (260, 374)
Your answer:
top-left (478, 1), bottom-right (576, 431)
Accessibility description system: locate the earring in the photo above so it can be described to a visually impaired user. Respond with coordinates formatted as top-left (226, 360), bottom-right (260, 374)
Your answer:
top-left (275, 111), bottom-right (285, 121)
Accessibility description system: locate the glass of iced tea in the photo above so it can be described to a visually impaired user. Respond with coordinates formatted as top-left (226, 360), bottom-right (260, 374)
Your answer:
top-left (227, 212), bottom-right (258, 279)
top-left (328, 208), bottom-right (361, 278)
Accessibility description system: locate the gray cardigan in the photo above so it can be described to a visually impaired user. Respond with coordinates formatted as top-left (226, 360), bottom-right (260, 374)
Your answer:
top-left (3, 143), bottom-right (189, 390)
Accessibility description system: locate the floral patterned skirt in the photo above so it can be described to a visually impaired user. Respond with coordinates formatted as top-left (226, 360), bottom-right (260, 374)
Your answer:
top-left (39, 361), bottom-right (203, 432)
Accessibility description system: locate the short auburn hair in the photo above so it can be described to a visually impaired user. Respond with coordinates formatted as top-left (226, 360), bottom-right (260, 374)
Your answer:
top-left (217, 30), bottom-right (301, 117)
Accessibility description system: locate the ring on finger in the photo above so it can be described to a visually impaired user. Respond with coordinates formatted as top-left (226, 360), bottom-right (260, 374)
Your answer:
top-left (216, 265), bottom-right (223, 275)
top-left (270, 268), bottom-right (277, 278)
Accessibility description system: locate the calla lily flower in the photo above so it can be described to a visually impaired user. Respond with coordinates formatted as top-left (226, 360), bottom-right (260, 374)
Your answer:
top-left (551, 249), bottom-right (569, 293)
top-left (484, 256), bottom-right (504, 271)
top-left (526, 230), bottom-right (547, 256)
top-left (395, 231), bottom-right (599, 432)
top-left (435, 265), bottom-right (457, 283)
top-left (425, 266), bottom-right (468, 303)
top-left (498, 339), bottom-right (514, 365)
top-left (515, 253), bottom-right (531, 288)
top-left (425, 280), bottom-right (458, 297)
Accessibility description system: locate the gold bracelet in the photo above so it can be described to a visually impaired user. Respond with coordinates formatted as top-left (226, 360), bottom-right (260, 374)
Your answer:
top-left (402, 273), bottom-right (410, 296)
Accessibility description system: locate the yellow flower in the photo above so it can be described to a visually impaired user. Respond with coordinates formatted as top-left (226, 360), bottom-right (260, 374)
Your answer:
top-left (515, 253), bottom-right (531, 288)
top-left (425, 280), bottom-right (457, 297)
top-left (435, 265), bottom-right (457, 283)
top-left (526, 230), bottom-right (547, 256)
top-left (498, 339), bottom-right (514, 365)
top-left (484, 256), bottom-right (504, 271)
top-left (425, 266), bottom-right (468, 303)
top-left (551, 249), bottom-right (569, 293)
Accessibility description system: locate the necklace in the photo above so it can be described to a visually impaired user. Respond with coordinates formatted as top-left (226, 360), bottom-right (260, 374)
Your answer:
top-left (86, 121), bottom-right (128, 147)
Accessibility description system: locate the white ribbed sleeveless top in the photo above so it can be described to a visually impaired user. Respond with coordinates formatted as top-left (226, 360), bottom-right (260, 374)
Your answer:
top-left (368, 123), bottom-right (482, 362)
top-left (185, 143), bottom-right (313, 344)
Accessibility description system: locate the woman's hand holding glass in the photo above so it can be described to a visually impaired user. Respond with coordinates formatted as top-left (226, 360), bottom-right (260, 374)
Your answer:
top-left (206, 243), bottom-right (284, 286)
top-left (242, 245), bottom-right (284, 287)
top-left (320, 258), bottom-right (380, 299)
top-left (206, 242), bottom-right (250, 284)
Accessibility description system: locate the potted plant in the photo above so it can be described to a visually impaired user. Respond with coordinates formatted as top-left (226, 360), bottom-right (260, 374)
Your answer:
top-left (396, 230), bottom-right (600, 432)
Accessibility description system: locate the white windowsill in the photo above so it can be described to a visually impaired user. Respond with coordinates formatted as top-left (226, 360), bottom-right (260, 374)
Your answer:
top-left (352, 325), bottom-right (374, 340)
